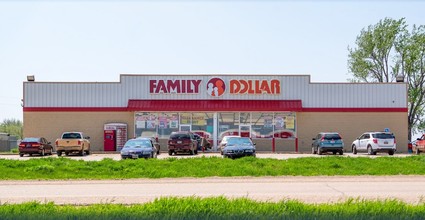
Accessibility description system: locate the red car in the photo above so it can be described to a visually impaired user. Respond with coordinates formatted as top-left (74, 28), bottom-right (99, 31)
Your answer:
top-left (167, 131), bottom-right (198, 155)
top-left (19, 137), bottom-right (54, 157)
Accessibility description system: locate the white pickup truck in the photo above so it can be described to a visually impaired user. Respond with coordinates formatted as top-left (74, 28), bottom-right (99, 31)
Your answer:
top-left (55, 132), bottom-right (91, 156)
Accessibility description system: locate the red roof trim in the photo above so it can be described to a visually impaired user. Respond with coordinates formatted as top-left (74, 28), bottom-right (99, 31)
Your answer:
top-left (23, 107), bottom-right (129, 112)
top-left (302, 108), bottom-right (408, 112)
top-left (23, 103), bottom-right (407, 113)
top-left (127, 99), bottom-right (303, 112)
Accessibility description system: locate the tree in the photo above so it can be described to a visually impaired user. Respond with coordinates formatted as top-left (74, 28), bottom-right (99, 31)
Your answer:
top-left (0, 119), bottom-right (23, 139)
top-left (348, 17), bottom-right (425, 141)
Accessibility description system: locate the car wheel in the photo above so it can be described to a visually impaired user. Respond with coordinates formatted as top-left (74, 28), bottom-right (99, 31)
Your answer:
top-left (29, 153), bottom-right (32, 156)
top-left (194, 149), bottom-right (198, 155)
top-left (168, 150), bottom-right (173, 156)
top-left (312, 146), bottom-right (316, 154)
top-left (388, 150), bottom-right (394, 155)
top-left (317, 147), bottom-right (322, 155)
top-left (332, 151), bottom-right (337, 155)
top-left (41, 149), bottom-right (45, 156)
top-left (339, 150), bottom-right (343, 155)
top-left (57, 151), bottom-right (62, 156)
top-left (416, 148), bottom-right (420, 155)
top-left (367, 146), bottom-right (373, 155)
top-left (19, 153), bottom-right (23, 157)
top-left (352, 145), bottom-right (357, 154)
top-left (65, 152), bottom-right (69, 156)
top-left (85, 150), bottom-right (90, 155)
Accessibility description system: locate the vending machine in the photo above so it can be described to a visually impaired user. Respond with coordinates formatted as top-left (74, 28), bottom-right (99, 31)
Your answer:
top-left (104, 123), bottom-right (127, 151)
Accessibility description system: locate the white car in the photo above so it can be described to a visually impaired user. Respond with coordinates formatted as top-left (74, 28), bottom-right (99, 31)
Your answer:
top-left (351, 132), bottom-right (396, 155)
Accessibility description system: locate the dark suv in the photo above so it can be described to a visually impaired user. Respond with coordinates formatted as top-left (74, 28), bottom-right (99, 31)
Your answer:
top-left (167, 131), bottom-right (198, 155)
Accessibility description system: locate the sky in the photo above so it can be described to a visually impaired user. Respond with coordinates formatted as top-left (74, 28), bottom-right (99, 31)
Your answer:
top-left (0, 0), bottom-right (424, 123)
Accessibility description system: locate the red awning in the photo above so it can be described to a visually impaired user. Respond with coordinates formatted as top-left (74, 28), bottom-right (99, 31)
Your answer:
top-left (127, 99), bottom-right (302, 112)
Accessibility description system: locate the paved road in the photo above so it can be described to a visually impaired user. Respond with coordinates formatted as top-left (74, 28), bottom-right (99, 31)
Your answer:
top-left (1, 176), bottom-right (424, 204)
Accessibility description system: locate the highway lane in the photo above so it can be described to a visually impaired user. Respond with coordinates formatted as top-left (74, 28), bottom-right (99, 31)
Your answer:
top-left (0, 176), bottom-right (424, 204)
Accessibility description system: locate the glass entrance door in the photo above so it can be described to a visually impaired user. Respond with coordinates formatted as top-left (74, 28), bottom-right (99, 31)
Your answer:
top-left (239, 124), bottom-right (251, 138)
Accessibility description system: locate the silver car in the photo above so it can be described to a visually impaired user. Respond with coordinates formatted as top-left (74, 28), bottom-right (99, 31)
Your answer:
top-left (121, 138), bottom-right (158, 159)
top-left (351, 132), bottom-right (396, 155)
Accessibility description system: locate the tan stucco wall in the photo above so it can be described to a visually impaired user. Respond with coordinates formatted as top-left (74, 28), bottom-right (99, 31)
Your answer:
top-left (297, 112), bottom-right (408, 153)
top-left (24, 112), bottom-right (134, 151)
top-left (24, 111), bottom-right (408, 153)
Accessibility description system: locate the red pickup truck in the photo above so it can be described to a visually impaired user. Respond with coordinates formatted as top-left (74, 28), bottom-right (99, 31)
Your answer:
top-left (414, 134), bottom-right (425, 154)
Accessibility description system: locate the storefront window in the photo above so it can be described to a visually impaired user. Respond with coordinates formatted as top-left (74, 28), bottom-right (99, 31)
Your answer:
top-left (192, 113), bottom-right (213, 138)
top-left (134, 112), bottom-right (158, 138)
top-left (274, 113), bottom-right (296, 138)
top-left (251, 113), bottom-right (274, 138)
top-left (135, 112), bottom-right (297, 140)
top-left (157, 113), bottom-right (179, 138)
top-left (218, 113), bottom-right (239, 139)
top-left (179, 113), bottom-right (192, 131)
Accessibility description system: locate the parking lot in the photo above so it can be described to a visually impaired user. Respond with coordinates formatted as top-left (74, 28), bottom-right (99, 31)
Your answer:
top-left (0, 152), bottom-right (413, 161)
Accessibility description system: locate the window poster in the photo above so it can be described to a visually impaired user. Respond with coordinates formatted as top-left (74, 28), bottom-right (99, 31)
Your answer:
top-left (136, 120), bottom-right (145, 129)
top-left (275, 116), bottom-right (284, 129)
top-left (158, 116), bottom-right (167, 129)
top-left (285, 116), bottom-right (295, 129)
top-left (147, 120), bottom-right (156, 129)
top-left (170, 114), bottom-right (178, 128)
top-left (192, 115), bottom-right (205, 126)
top-left (263, 117), bottom-right (273, 128)
top-left (170, 120), bottom-right (178, 128)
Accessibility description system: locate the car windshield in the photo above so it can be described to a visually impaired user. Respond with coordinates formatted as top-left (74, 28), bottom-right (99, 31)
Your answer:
top-left (372, 133), bottom-right (394, 139)
top-left (22, 138), bottom-right (40, 142)
top-left (62, 133), bottom-right (82, 139)
top-left (124, 140), bottom-right (151, 148)
top-left (324, 134), bottom-right (341, 140)
top-left (227, 138), bottom-right (252, 145)
top-left (170, 133), bottom-right (191, 140)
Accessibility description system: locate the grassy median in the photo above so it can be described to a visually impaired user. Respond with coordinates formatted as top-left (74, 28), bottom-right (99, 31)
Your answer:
top-left (1, 197), bottom-right (425, 220)
top-left (1, 156), bottom-right (425, 179)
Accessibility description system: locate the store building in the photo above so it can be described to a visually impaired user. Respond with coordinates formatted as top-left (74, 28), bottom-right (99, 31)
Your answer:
top-left (23, 74), bottom-right (408, 152)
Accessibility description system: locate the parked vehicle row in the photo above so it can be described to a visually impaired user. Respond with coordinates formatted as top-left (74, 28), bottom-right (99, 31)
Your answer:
top-left (17, 130), bottom-right (399, 159)
top-left (312, 131), bottom-right (397, 156)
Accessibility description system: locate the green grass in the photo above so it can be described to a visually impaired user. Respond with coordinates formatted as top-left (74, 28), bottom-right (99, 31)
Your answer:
top-left (1, 156), bottom-right (425, 179)
top-left (1, 197), bottom-right (425, 219)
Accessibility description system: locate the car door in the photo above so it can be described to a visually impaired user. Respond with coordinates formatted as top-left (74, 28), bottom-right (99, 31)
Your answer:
top-left (40, 138), bottom-right (47, 149)
top-left (313, 134), bottom-right (321, 150)
top-left (359, 134), bottom-right (369, 150)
